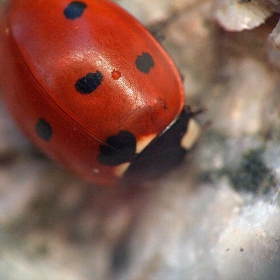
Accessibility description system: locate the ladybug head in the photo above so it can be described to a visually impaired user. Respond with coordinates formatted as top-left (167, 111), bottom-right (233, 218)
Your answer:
top-left (120, 107), bottom-right (200, 184)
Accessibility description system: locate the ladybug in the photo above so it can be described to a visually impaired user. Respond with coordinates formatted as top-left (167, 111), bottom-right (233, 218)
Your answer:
top-left (0, 0), bottom-right (200, 187)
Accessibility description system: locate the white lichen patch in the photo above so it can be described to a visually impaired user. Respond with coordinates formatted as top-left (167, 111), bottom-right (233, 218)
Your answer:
top-left (216, 0), bottom-right (272, 31)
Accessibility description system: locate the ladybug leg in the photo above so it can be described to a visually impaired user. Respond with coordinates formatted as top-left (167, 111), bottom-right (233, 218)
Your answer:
top-left (147, 10), bottom-right (180, 42)
top-left (147, 0), bottom-right (208, 42)
top-left (147, 21), bottom-right (167, 42)
top-left (187, 106), bottom-right (206, 117)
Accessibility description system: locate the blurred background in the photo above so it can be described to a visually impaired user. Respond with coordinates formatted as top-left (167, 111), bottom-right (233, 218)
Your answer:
top-left (1, 0), bottom-right (280, 279)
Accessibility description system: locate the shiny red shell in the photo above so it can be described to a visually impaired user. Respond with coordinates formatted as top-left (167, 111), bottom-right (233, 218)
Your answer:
top-left (0, 0), bottom-right (185, 186)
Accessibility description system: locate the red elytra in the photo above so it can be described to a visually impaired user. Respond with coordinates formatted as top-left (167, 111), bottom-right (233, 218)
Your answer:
top-left (0, 0), bottom-right (194, 187)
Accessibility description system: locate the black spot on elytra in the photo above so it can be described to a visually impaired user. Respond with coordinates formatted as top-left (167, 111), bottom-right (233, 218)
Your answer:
top-left (35, 118), bottom-right (52, 141)
top-left (64, 1), bottom-right (87, 20)
top-left (135, 52), bottom-right (154, 73)
top-left (75, 71), bottom-right (103, 94)
top-left (98, 131), bottom-right (136, 166)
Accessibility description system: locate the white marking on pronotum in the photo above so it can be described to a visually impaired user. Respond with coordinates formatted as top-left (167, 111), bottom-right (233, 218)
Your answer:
top-left (114, 134), bottom-right (156, 177)
top-left (181, 119), bottom-right (201, 150)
